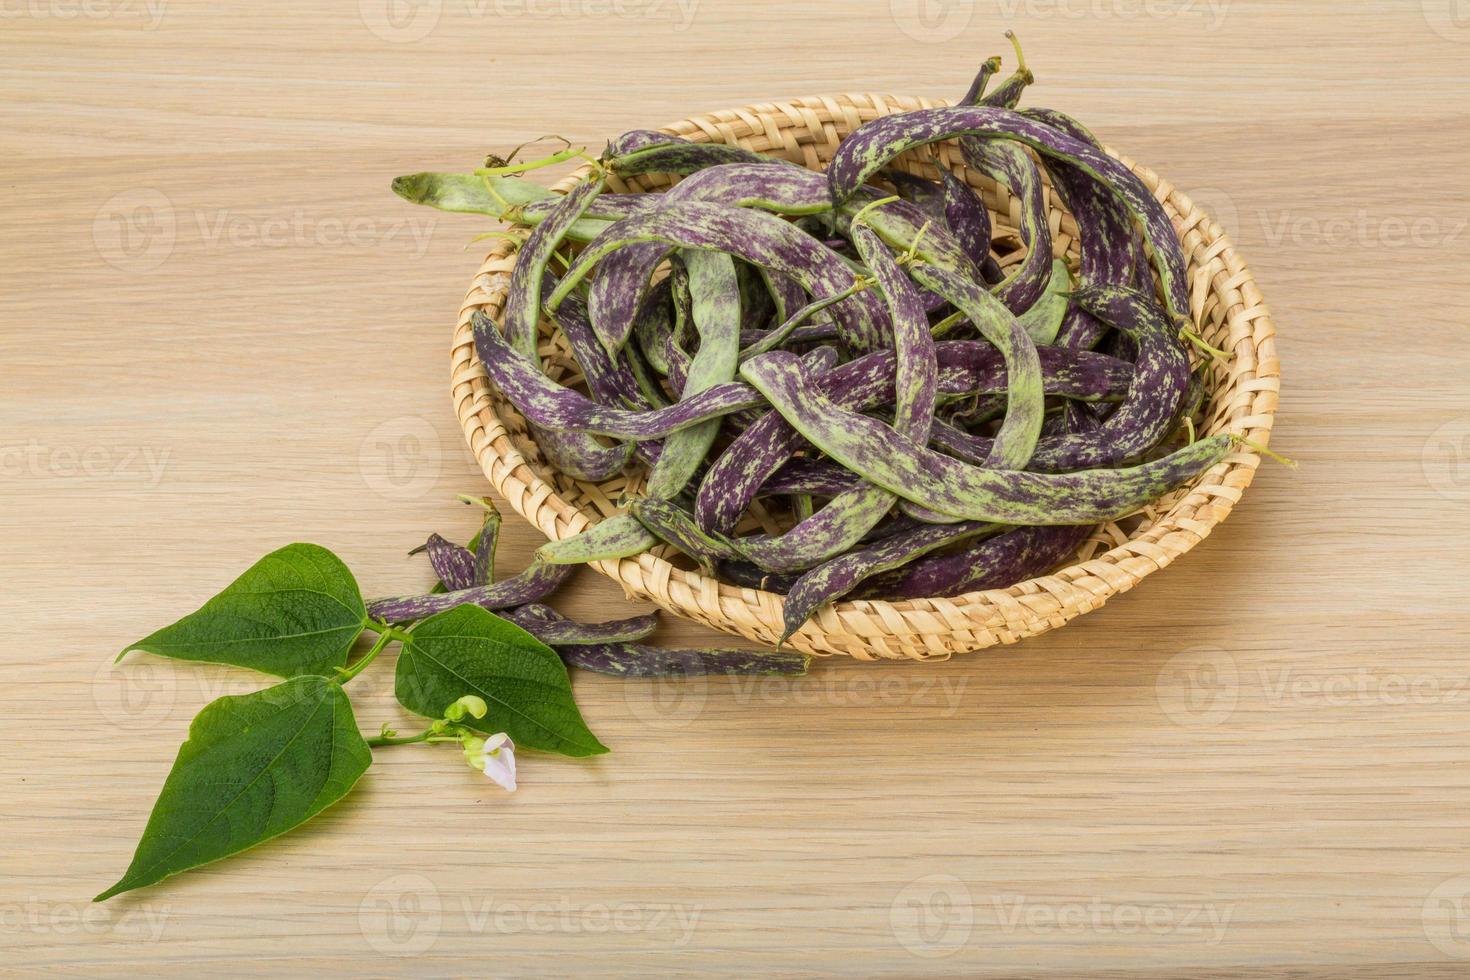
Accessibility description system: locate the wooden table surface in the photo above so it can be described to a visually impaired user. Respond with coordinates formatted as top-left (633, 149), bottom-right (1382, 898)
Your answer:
top-left (5, 1), bottom-right (1470, 974)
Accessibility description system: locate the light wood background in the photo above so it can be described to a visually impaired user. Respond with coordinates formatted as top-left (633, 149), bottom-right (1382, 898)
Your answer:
top-left (5, 1), bottom-right (1470, 975)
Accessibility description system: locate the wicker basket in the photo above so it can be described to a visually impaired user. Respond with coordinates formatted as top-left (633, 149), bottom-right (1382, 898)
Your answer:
top-left (448, 93), bottom-right (1280, 661)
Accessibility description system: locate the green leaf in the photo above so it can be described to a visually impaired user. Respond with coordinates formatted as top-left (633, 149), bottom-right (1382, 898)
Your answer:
top-left (396, 605), bottom-right (607, 757)
top-left (96, 676), bottom-right (371, 901)
top-left (119, 543), bottom-right (368, 677)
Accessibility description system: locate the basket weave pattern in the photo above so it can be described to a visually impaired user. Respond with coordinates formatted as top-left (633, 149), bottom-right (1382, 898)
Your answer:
top-left (448, 94), bottom-right (1280, 661)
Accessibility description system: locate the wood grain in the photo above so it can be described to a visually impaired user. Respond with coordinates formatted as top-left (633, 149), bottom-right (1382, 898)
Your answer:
top-left (4, 1), bottom-right (1469, 974)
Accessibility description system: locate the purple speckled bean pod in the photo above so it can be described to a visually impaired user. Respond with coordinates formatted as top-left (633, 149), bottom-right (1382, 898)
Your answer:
top-left (544, 279), bottom-right (650, 410)
top-left (908, 262), bottom-right (1043, 469)
top-left (602, 131), bottom-right (784, 176)
top-left (646, 250), bottom-right (743, 499)
top-left (971, 55), bottom-right (1033, 111)
top-left (472, 312), bottom-right (762, 438)
top-left (778, 519), bottom-right (1000, 641)
top-left (1023, 107), bottom-right (1147, 287)
top-left (536, 514), bottom-right (656, 565)
top-left (736, 484), bottom-right (898, 573)
top-left (940, 170), bottom-right (994, 273)
top-left (740, 350), bottom-right (1235, 525)
top-left (856, 410), bottom-right (1100, 601)
top-left (672, 162), bottom-right (979, 277)
top-left (694, 341), bottom-right (1133, 533)
top-left (548, 202), bottom-right (891, 354)
top-left (471, 501), bottom-right (501, 588)
top-left (505, 177), bottom-right (602, 359)
top-left (500, 604), bottom-right (659, 645)
top-left (737, 260), bottom-right (776, 332)
top-left (856, 523), bottom-right (1091, 601)
top-left (703, 223), bottom-right (939, 563)
top-left (500, 176), bottom-right (635, 481)
top-left (588, 240), bottom-right (671, 356)
top-left (632, 277), bottom-right (675, 376)
top-left (960, 139), bottom-right (1054, 315)
top-left (825, 106), bottom-right (1191, 327)
top-left (510, 602), bottom-right (809, 677)
top-left (716, 559), bottom-right (800, 595)
top-left (628, 497), bottom-right (736, 573)
top-left (522, 192), bottom-right (656, 224)
top-left (418, 533), bottom-right (476, 594)
top-left (959, 55), bottom-right (1004, 106)
top-left (367, 561), bottom-right (575, 623)
top-left (884, 169), bottom-right (946, 219)
top-left (1020, 283), bottom-right (1189, 472)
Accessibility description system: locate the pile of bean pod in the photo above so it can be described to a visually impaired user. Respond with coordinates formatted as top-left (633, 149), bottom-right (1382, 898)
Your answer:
top-left (395, 40), bottom-right (1238, 643)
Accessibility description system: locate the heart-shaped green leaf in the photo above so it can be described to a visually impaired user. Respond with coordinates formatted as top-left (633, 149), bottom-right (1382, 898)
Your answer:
top-left (96, 675), bottom-right (371, 901)
top-left (396, 604), bottom-right (607, 757)
top-left (119, 543), bottom-right (368, 677)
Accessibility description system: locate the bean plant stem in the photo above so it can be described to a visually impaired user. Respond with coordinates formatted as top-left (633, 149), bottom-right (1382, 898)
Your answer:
top-left (337, 622), bottom-right (411, 684)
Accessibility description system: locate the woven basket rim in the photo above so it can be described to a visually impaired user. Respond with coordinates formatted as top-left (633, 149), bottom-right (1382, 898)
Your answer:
top-left (448, 91), bottom-right (1280, 661)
